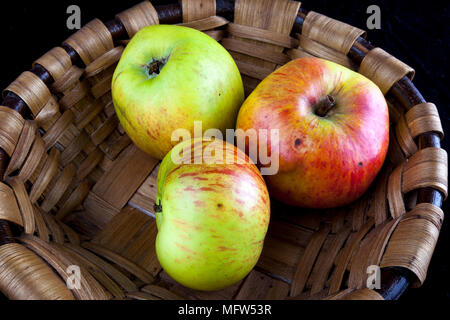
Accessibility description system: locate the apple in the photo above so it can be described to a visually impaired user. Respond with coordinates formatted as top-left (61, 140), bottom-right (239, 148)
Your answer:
top-left (155, 138), bottom-right (270, 291)
top-left (236, 57), bottom-right (389, 208)
top-left (112, 25), bottom-right (244, 160)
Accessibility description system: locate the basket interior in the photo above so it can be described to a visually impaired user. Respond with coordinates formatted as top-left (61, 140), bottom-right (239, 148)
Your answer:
top-left (0, 0), bottom-right (446, 301)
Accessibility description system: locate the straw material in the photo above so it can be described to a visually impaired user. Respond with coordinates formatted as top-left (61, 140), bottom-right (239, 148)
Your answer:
top-left (387, 163), bottom-right (406, 219)
top-left (235, 270), bottom-right (290, 299)
top-left (297, 34), bottom-right (357, 70)
top-left (85, 46), bottom-right (124, 79)
top-left (19, 234), bottom-right (111, 299)
top-left (141, 284), bottom-right (186, 300)
top-left (308, 226), bottom-right (351, 295)
top-left (81, 144), bottom-right (158, 229)
top-left (406, 103), bottom-right (444, 140)
top-left (0, 243), bottom-right (74, 299)
top-left (228, 0), bottom-right (300, 95)
top-left (286, 47), bottom-right (315, 60)
top-left (0, 182), bottom-right (23, 226)
top-left (179, 15), bottom-right (229, 31)
top-left (116, 1), bottom-right (159, 38)
top-left (82, 241), bottom-right (155, 283)
top-left (381, 203), bottom-right (444, 286)
top-left (92, 206), bottom-right (160, 275)
top-left (227, 23), bottom-right (299, 48)
top-left (0, 107), bottom-right (24, 156)
top-left (0, 0), bottom-right (446, 301)
top-left (35, 96), bottom-right (60, 131)
top-left (222, 37), bottom-right (291, 65)
top-left (402, 147), bottom-right (448, 198)
top-left (203, 29), bottom-right (226, 41)
top-left (290, 224), bottom-right (330, 297)
top-left (359, 48), bottom-right (415, 95)
top-left (33, 47), bottom-right (72, 83)
top-left (389, 132), bottom-right (406, 167)
top-left (43, 212), bottom-right (65, 244)
top-left (396, 114), bottom-right (418, 158)
top-left (29, 148), bottom-right (60, 203)
top-left (65, 242), bottom-right (138, 292)
top-left (58, 243), bottom-right (125, 299)
top-left (55, 181), bottom-right (90, 220)
top-left (8, 177), bottom-right (34, 234)
top-left (51, 66), bottom-right (84, 94)
top-left (182, 0), bottom-right (216, 22)
top-left (4, 72), bottom-right (51, 116)
top-left (348, 218), bottom-right (401, 289)
top-left (302, 11), bottom-right (366, 54)
top-left (328, 218), bottom-right (374, 294)
top-left (63, 19), bottom-right (114, 66)
top-left (369, 166), bottom-right (391, 225)
top-left (42, 110), bottom-right (74, 150)
top-left (329, 288), bottom-right (384, 300)
top-left (4, 121), bottom-right (36, 176)
top-left (33, 205), bottom-right (50, 242)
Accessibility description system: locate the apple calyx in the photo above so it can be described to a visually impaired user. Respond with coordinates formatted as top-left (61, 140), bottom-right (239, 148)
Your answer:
top-left (314, 94), bottom-right (336, 118)
top-left (146, 56), bottom-right (169, 79)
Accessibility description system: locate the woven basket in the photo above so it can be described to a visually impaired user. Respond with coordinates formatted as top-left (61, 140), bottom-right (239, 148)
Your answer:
top-left (0, 0), bottom-right (447, 300)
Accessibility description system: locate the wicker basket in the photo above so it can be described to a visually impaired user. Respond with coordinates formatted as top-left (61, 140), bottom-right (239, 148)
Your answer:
top-left (0, 0), bottom-right (447, 300)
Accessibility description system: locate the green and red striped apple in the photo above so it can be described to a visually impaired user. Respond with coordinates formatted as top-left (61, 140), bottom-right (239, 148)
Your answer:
top-left (155, 138), bottom-right (270, 291)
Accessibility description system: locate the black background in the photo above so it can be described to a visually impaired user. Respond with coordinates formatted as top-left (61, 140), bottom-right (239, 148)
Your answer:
top-left (0, 0), bottom-right (448, 300)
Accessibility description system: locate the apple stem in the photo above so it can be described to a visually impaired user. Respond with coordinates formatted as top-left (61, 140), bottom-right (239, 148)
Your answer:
top-left (153, 200), bottom-right (162, 213)
top-left (315, 95), bottom-right (336, 117)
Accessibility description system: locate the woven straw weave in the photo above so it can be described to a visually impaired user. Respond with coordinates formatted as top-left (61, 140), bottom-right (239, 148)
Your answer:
top-left (0, 0), bottom-right (446, 300)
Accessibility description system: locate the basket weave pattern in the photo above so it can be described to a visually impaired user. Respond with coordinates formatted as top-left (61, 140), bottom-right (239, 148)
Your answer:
top-left (0, 0), bottom-right (447, 300)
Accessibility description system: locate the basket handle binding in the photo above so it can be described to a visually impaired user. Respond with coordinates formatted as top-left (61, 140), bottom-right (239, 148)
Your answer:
top-left (0, 0), bottom-right (444, 300)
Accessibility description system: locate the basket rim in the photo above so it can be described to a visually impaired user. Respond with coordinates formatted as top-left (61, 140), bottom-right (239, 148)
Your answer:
top-left (0, 0), bottom-right (445, 300)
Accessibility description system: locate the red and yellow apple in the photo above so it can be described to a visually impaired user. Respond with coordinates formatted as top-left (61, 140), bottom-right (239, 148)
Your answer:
top-left (155, 138), bottom-right (270, 291)
top-left (112, 25), bottom-right (244, 160)
top-left (236, 57), bottom-right (389, 208)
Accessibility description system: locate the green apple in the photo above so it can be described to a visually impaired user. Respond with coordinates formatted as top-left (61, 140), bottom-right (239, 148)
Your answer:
top-left (112, 25), bottom-right (244, 160)
top-left (155, 138), bottom-right (270, 291)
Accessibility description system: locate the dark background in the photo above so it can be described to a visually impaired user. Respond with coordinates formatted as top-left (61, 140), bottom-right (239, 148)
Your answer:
top-left (0, 0), bottom-right (448, 300)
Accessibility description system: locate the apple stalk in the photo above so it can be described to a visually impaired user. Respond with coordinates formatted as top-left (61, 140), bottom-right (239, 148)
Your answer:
top-left (314, 94), bottom-right (336, 118)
